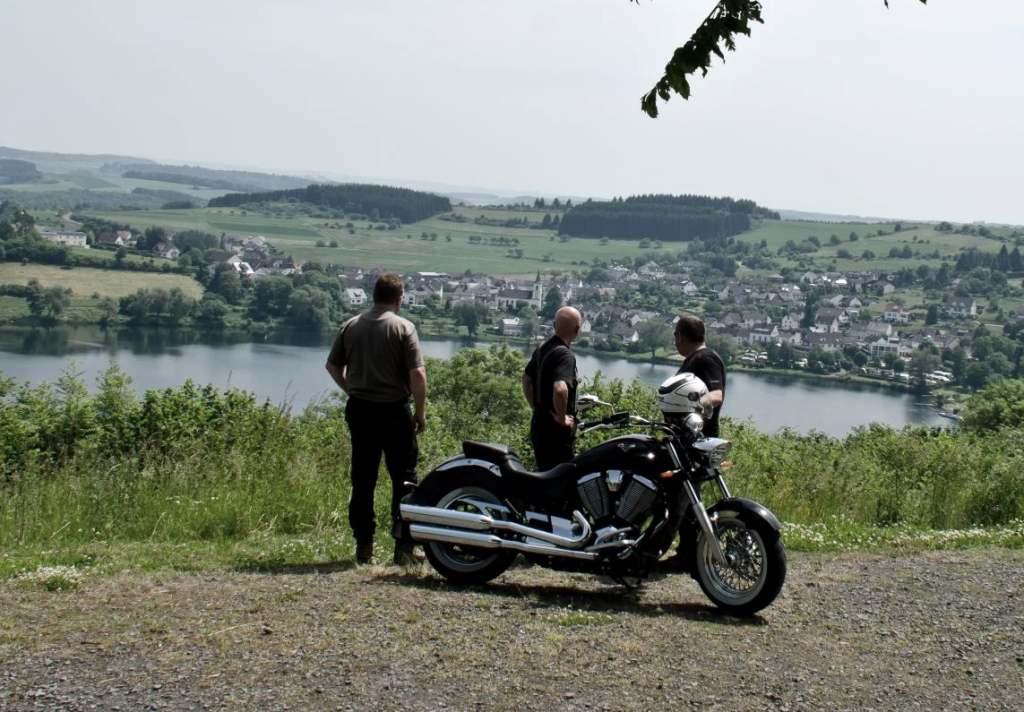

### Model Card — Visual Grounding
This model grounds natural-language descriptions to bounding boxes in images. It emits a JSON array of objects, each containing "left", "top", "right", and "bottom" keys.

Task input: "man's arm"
[
  {"left": 410, "top": 365, "right": 427, "bottom": 434},
  {"left": 522, "top": 373, "right": 535, "bottom": 411},
  {"left": 325, "top": 361, "right": 348, "bottom": 393},
  {"left": 551, "top": 380, "right": 573, "bottom": 428},
  {"left": 702, "top": 389, "right": 724, "bottom": 410}
]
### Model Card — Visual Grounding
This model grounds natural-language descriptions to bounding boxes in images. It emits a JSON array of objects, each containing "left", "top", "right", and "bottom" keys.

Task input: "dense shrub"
[{"left": 2, "top": 348, "right": 1023, "bottom": 552}]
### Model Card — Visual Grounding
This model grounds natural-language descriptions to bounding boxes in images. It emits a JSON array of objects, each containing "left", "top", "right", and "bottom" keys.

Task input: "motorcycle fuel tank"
[{"left": 572, "top": 434, "right": 669, "bottom": 474}]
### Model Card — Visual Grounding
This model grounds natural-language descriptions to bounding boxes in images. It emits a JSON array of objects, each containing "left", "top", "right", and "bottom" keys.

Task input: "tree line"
[
  {"left": 0, "top": 159, "right": 44, "bottom": 184},
  {"left": 0, "top": 187, "right": 201, "bottom": 211},
  {"left": 558, "top": 194, "right": 779, "bottom": 242},
  {"left": 209, "top": 184, "right": 452, "bottom": 224},
  {"left": 122, "top": 171, "right": 255, "bottom": 192},
  {"left": 955, "top": 246, "right": 1024, "bottom": 275},
  {"left": 110, "top": 162, "right": 311, "bottom": 192}
]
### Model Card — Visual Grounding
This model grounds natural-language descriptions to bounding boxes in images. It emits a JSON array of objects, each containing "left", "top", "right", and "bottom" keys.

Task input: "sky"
[{"left": 2, "top": 0, "right": 1022, "bottom": 225}]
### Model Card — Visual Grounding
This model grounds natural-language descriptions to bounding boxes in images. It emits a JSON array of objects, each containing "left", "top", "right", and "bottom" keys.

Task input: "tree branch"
[{"left": 635, "top": 0, "right": 928, "bottom": 118}]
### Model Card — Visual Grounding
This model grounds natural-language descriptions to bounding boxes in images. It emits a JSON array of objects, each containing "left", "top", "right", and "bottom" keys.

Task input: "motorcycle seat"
[{"left": 463, "top": 440, "right": 576, "bottom": 482}]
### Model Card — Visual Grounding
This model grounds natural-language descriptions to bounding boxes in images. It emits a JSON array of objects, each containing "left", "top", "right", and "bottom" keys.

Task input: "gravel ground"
[{"left": 1, "top": 548, "right": 1022, "bottom": 712}]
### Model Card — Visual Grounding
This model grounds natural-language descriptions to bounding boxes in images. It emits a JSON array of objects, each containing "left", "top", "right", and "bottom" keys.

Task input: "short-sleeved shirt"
[
  {"left": 677, "top": 347, "right": 726, "bottom": 438},
  {"left": 524, "top": 335, "right": 578, "bottom": 418},
  {"left": 327, "top": 306, "right": 424, "bottom": 403}
]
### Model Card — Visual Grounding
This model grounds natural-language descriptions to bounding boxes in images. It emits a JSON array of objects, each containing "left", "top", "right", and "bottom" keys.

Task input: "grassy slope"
[
  {"left": 0, "top": 263, "right": 204, "bottom": 299},
  {"left": 38, "top": 205, "right": 1018, "bottom": 281},
  {"left": 742, "top": 220, "right": 1014, "bottom": 274}
]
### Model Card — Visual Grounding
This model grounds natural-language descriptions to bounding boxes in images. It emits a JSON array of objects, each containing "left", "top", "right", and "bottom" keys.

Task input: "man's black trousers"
[
  {"left": 344, "top": 396, "right": 418, "bottom": 545},
  {"left": 530, "top": 411, "right": 575, "bottom": 471}
]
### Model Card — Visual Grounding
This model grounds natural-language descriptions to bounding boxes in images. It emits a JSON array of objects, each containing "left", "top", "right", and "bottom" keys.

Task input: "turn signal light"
[
  {"left": 658, "top": 470, "right": 678, "bottom": 479},
  {"left": 720, "top": 461, "right": 733, "bottom": 469}
]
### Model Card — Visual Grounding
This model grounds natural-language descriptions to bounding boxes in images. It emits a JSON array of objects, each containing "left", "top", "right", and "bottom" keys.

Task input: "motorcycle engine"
[{"left": 576, "top": 471, "right": 660, "bottom": 527}]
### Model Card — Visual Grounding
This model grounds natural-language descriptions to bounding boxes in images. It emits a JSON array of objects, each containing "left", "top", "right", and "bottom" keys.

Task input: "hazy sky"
[{"left": 2, "top": 0, "right": 1022, "bottom": 224}]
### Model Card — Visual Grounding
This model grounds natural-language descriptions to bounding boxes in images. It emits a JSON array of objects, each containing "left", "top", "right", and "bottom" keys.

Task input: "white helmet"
[{"left": 657, "top": 372, "right": 709, "bottom": 420}]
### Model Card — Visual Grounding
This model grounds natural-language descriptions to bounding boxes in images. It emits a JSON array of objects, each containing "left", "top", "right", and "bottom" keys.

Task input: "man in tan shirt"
[{"left": 326, "top": 273, "right": 427, "bottom": 566}]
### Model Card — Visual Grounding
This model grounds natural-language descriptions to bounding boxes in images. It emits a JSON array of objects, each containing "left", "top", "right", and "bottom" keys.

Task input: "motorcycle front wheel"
[
  {"left": 423, "top": 485, "right": 517, "bottom": 585},
  {"left": 692, "top": 512, "right": 786, "bottom": 615}
]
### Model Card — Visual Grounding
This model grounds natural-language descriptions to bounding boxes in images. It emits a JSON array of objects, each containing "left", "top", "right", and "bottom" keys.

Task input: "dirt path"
[{"left": 1, "top": 549, "right": 1022, "bottom": 711}]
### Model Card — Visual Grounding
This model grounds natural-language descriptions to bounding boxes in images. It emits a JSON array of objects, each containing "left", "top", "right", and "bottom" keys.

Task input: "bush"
[
  {"left": 3, "top": 354, "right": 1023, "bottom": 554},
  {"left": 959, "top": 378, "right": 1024, "bottom": 433}
]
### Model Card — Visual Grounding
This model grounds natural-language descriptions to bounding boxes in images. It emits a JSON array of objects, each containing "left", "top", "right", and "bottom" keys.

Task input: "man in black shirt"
[
  {"left": 522, "top": 306, "right": 582, "bottom": 470},
  {"left": 673, "top": 316, "right": 726, "bottom": 437},
  {"left": 661, "top": 315, "right": 727, "bottom": 570}
]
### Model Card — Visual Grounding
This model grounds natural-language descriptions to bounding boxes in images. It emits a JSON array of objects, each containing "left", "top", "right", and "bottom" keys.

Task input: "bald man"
[{"left": 522, "top": 306, "right": 582, "bottom": 470}]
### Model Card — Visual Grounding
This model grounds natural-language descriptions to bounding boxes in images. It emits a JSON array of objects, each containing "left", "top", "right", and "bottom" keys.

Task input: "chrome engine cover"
[{"left": 576, "top": 471, "right": 661, "bottom": 526}]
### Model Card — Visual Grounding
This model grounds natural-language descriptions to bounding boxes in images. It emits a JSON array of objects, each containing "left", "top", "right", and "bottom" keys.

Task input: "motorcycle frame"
[{"left": 580, "top": 415, "right": 730, "bottom": 566}]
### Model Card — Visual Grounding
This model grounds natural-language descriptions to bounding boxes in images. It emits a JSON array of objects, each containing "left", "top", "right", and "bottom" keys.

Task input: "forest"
[
  {"left": 209, "top": 183, "right": 453, "bottom": 224},
  {"left": 558, "top": 193, "right": 780, "bottom": 242},
  {"left": 0, "top": 159, "right": 44, "bottom": 184},
  {"left": 112, "top": 163, "right": 312, "bottom": 192}
]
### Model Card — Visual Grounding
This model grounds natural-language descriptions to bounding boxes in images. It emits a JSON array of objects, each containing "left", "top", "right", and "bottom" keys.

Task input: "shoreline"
[{"left": 0, "top": 322, "right": 966, "bottom": 411}]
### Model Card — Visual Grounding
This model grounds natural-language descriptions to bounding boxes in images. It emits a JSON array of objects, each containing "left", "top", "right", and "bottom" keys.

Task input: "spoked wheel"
[
  {"left": 423, "top": 485, "right": 517, "bottom": 585},
  {"left": 693, "top": 513, "right": 786, "bottom": 615}
]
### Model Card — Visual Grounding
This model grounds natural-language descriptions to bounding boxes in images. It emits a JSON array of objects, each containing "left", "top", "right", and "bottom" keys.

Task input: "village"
[
  {"left": 337, "top": 262, "right": 985, "bottom": 391},
  {"left": 36, "top": 224, "right": 1006, "bottom": 392}
]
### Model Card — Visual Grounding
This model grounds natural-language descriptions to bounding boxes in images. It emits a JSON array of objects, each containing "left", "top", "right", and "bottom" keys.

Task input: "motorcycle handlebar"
[{"left": 578, "top": 411, "right": 673, "bottom": 434}]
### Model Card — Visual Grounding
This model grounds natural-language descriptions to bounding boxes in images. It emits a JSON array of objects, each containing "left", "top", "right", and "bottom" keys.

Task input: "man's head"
[
  {"left": 553, "top": 306, "right": 583, "bottom": 344},
  {"left": 674, "top": 315, "right": 706, "bottom": 357},
  {"left": 373, "top": 273, "right": 404, "bottom": 309}
]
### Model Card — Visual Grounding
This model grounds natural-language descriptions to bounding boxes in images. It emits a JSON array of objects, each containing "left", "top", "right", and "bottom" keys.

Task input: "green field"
[
  {"left": 58, "top": 205, "right": 1019, "bottom": 279},
  {"left": 0, "top": 263, "right": 203, "bottom": 299},
  {"left": 82, "top": 206, "right": 645, "bottom": 276},
  {"left": 205, "top": 219, "right": 322, "bottom": 239}
]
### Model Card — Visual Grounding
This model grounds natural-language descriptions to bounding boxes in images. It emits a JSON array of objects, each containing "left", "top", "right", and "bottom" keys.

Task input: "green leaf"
[{"left": 638, "top": 0, "right": 926, "bottom": 117}]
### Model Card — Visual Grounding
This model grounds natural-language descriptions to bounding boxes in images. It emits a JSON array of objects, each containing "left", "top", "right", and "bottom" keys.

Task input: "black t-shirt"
[
  {"left": 677, "top": 347, "right": 726, "bottom": 437},
  {"left": 524, "top": 336, "right": 578, "bottom": 418}
]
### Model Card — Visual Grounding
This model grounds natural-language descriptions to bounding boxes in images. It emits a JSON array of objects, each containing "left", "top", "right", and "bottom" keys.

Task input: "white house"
[
  {"left": 153, "top": 242, "right": 180, "bottom": 261},
  {"left": 883, "top": 303, "right": 911, "bottom": 323},
  {"left": 499, "top": 318, "right": 522, "bottom": 336},
  {"left": 749, "top": 325, "right": 780, "bottom": 345},
  {"left": 40, "top": 231, "right": 88, "bottom": 248},
  {"left": 781, "top": 312, "right": 802, "bottom": 331},
  {"left": 945, "top": 297, "right": 977, "bottom": 319},
  {"left": 346, "top": 288, "right": 367, "bottom": 306}
]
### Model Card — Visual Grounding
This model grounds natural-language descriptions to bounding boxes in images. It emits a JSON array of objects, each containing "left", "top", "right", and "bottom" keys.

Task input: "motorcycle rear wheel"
[
  {"left": 423, "top": 485, "right": 517, "bottom": 585},
  {"left": 692, "top": 512, "right": 786, "bottom": 615}
]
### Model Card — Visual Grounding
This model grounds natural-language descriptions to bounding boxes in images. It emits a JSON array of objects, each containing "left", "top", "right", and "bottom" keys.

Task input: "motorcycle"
[{"left": 399, "top": 373, "right": 786, "bottom": 615}]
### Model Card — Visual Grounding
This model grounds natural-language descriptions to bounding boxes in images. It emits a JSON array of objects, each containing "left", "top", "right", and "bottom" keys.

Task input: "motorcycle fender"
[
  {"left": 707, "top": 497, "right": 783, "bottom": 533},
  {"left": 408, "top": 460, "right": 506, "bottom": 506}
]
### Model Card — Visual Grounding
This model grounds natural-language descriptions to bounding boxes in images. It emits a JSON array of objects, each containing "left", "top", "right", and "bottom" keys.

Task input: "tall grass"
[
  {"left": 727, "top": 422, "right": 1024, "bottom": 530},
  {"left": 2, "top": 347, "right": 1022, "bottom": 572},
  {"left": 0, "top": 366, "right": 354, "bottom": 550}
]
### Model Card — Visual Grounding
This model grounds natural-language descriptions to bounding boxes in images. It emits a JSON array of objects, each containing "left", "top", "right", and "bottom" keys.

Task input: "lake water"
[{"left": 0, "top": 326, "right": 948, "bottom": 437}]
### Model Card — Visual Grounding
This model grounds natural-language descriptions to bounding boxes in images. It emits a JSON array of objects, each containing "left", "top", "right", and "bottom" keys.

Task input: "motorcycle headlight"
[{"left": 692, "top": 438, "right": 732, "bottom": 467}]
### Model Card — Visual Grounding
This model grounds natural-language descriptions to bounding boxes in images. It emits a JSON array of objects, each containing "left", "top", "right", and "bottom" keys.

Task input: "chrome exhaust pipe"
[
  {"left": 401, "top": 503, "right": 592, "bottom": 549},
  {"left": 409, "top": 524, "right": 599, "bottom": 561}
]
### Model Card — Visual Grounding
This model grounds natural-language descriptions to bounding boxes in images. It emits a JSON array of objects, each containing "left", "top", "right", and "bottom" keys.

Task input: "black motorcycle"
[{"left": 400, "top": 386, "right": 786, "bottom": 615}]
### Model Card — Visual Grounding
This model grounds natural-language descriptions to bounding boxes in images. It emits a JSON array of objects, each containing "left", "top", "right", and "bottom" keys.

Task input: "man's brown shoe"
[
  {"left": 355, "top": 541, "right": 374, "bottom": 565},
  {"left": 393, "top": 542, "right": 423, "bottom": 566}
]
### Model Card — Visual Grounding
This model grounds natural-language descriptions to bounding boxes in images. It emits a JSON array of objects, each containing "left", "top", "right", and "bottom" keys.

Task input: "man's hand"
[
  {"left": 552, "top": 412, "right": 574, "bottom": 429},
  {"left": 410, "top": 366, "right": 427, "bottom": 435},
  {"left": 413, "top": 412, "right": 426, "bottom": 435}
]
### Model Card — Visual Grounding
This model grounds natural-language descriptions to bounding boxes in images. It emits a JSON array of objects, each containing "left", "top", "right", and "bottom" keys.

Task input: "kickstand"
[{"left": 610, "top": 575, "right": 644, "bottom": 590}]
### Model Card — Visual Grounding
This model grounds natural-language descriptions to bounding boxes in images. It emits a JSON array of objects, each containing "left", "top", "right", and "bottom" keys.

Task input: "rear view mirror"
[{"left": 577, "top": 394, "right": 611, "bottom": 413}]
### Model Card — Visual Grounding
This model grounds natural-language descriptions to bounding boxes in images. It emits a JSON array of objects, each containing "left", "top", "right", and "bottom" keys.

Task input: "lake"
[{"left": 0, "top": 326, "right": 949, "bottom": 437}]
